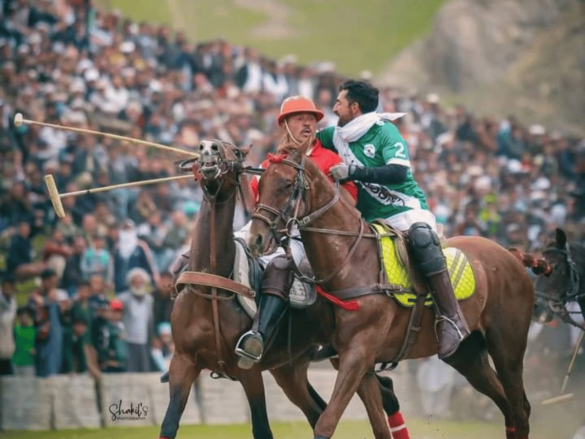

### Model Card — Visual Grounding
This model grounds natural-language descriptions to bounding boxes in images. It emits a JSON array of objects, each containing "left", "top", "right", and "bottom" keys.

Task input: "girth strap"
[
  {"left": 331, "top": 284, "right": 407, "bottom": 301},
  {"left": 176, "top": 271, "right": 255, "bottom": 300}
]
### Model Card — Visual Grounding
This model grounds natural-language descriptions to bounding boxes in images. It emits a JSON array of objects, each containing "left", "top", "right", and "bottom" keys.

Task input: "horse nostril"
[{"left": 254, "top": 234, "right": 263, "bottom": 250}]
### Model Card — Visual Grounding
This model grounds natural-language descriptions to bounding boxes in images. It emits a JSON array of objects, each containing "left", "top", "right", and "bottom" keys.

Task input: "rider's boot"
[
  {"left": 235, "top": 255, "right": 294, "bottom": 369},
  {"left": 428, "top": 269, "right": 470, "bottom": 360},
  {"left": 408, "top": 222, "right": 470, "bottom": 361}
]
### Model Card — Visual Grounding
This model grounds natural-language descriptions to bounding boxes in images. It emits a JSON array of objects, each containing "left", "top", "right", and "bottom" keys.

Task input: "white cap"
[
  {"left": 426, "top": 93, "right": 440, "bottom": 104},
  {"left": 529, "top": 124, "right": 546, "bottom": 136},
  {"left": 84, "top": 68, "right": 100, "bottom": 82},
  {"left": 119, "top": 41, "right": 136, "bottom": 54}
]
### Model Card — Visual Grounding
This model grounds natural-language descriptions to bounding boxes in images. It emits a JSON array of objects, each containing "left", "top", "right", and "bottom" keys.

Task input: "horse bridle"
[
  {"left": 537, "top": 246, "right": 584, "bottom": 329},
  {"left": 540, "top": 246, "right": 582, "bottom": 302},
  {"left": 178, "top": 140, "right": 264, "bottom": 380},
  {"left": 252, "top": 155, "right": 365, "bottom": 286},
  {"left": 179, "top": 141, "right": 264, "bottom": 201}
]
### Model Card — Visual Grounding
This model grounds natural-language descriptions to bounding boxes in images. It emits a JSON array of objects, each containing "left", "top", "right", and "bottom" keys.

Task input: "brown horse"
[
  {"left": 248, "top": 146, "right": 538, "bottom": 439},
  {"left": 159, "top": 140, "right": 405, "bottom": 439}
]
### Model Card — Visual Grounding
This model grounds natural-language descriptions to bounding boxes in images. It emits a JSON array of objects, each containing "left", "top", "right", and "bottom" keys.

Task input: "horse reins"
[
  {"left": 253, "top": 156, "right": 373, "bottom": 288},
  {"left": 538, "top": 246, "right": 584, "bottom": 329},
  {"left": 180, "top": 143, "right": 263, "bottom": 380}
]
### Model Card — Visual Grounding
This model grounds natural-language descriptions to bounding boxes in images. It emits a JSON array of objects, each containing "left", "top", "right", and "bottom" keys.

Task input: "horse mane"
[{"left": 509, "top": 248, "right": 553, "bottom": 276}]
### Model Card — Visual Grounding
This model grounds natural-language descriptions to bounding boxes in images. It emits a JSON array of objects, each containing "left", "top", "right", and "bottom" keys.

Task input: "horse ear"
[
  {"left": 289, "top": 146, "right": 302, "bottom": 163},
  {"left": 555, "top": 228, "right": 567, "bottom": 249},
  {"left": 239, "top": 144, "right": 253, "bottom": 158}
]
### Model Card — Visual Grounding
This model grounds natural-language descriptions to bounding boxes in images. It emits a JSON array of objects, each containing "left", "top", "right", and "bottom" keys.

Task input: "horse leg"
[
  {"left": 159, "top": 354, "right": 200, "bottom": 439},
  {"left": 445, "top": 331, "right": 516, "bottom": 439},
  {"left": 239, "top": 368, "right": 274, "bottom": 439},
  {"left": 376, "top": 375, "right": 410, "bottom": 439},
  {"left": 330, "top": 357, "right": 408, "bottom": 439},
  {"left": 485, "top": 326, "right": 531, "bottom": 439},
  {"left": 353, "top": 372, "right": 393, "bottom": 439},
  {"left": 270, "top": 361, "right": 325, "bottom": 428},
  {"left": 313, "top": 338, "right": 374, "bottom": 439}
]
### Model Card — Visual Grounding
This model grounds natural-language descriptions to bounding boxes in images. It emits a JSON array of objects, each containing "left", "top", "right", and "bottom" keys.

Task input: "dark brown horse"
[
  {"left": 248, "top": 146, "right": 540, "bottom": 439},
  {"left": 159, "top": 140, "right": 405, "bottom": 439},
  {"left": 532, "top": 228, "right": 585, "bottom": 325}
]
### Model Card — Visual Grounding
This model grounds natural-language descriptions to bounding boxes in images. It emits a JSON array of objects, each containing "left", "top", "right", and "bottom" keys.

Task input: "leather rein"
[{"left": 252, "top": 156, "right": 396, "bottom": 289}]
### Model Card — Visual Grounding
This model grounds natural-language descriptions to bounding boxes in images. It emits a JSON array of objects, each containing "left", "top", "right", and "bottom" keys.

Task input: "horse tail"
[{"left": 508, "top": 247, "right": 552, "bottom": 276}]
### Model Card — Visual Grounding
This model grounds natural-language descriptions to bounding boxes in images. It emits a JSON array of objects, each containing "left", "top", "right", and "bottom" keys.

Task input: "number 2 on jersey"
[{"left": 394, "top": 142, "right": 407, "bottom": 158}]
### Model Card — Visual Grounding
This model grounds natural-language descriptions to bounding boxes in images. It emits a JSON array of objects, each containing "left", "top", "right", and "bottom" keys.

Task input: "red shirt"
[{"left": 250, "top": 139, "right": 358, "bottom": 202}]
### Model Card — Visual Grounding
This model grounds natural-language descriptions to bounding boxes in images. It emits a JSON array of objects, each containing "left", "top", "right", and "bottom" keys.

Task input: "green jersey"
[
  {"left": 12, "top": 325, "right": 35, "bottom": 366},
  {"left": 317, "top": 121, "right": 430, "bottom": 224}
]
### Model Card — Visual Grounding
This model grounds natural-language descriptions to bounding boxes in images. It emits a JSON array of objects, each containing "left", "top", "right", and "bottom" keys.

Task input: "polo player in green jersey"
[{"left": 321, "top": 80, "right": 470, "bottom": 360}]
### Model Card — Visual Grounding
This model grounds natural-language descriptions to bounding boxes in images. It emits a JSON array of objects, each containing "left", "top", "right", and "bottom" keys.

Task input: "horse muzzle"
[
  {"left": 248, "top": 231, "right": 278, "bottom": 258},
  {"left": 199, "top": 153, "right": 221, "bottom": 180}
]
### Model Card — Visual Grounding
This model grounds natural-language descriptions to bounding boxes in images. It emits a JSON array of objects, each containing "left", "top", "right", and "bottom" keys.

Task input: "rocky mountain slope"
[{"left": 379, "top": 0, "right": 585, "bottom": 135}]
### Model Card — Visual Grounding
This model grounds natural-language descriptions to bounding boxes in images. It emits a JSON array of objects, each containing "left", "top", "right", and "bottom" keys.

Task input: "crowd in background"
[{"left": 0, "top": 0, "right": 584, "bottom": 413}]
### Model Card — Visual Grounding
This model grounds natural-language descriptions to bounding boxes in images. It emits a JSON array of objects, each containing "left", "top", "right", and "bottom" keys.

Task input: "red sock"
[
  {"left": 388, "top": 411, "right": 410, "bottom": 439},
  {"left": 505, "top": 426, "right": 516, "bottom": 439}
]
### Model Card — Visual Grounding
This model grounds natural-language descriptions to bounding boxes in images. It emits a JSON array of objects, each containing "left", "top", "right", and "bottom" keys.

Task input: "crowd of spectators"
[{"left": 0, "top": 0, "right": 584, "bottom": 381}]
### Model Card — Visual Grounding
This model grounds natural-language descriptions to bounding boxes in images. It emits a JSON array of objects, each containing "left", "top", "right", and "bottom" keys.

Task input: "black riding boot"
[
  {"left": 408, "top": 222, "right": 470, "bottom": 361},
  {"left": 428, "top": 270, "right": 470, "bottom": 360},
  {"left": 235, "top": 255, "right": 294, "bottom": 369}
]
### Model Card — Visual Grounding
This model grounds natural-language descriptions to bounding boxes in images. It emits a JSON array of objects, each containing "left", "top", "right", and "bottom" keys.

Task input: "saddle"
[
  {"left": 370, "top": 220, "right": 428, "bottom": 297},
  {"left": 233, "top": 238, "right": 317, "bottom": 319}
]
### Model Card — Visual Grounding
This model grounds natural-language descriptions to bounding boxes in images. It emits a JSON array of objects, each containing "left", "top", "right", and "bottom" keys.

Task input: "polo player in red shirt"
[{"left": 235, "top": 95, "right": 357, "bottom": 368}]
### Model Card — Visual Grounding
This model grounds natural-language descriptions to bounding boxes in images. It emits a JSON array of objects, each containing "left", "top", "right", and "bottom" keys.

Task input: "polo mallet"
[
  {"left": 542, "top": 329, "right": 585, "bottom": 405},
  {"left": 14, "top": 113, "right": 199, "bottom": 158},
  {"left": 45, "top": 174, "right": 192, "bottom": 218}
]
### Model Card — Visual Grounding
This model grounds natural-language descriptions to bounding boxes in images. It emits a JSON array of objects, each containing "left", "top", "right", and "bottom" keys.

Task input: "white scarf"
[
  {"left": 333, "top": 112, "right": 406, "bottom": 154},
  {"left": 118, "top": 229, "right": 138, "bottom": 260}
]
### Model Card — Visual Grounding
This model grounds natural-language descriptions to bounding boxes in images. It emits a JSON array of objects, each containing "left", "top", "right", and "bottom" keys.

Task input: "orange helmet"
[{"left": 277, "top": 96, "right": 324, "bottom": 125}]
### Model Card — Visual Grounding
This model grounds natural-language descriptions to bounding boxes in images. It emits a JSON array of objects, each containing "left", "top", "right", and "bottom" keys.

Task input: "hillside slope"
[
  {"left": 109, "top": 0, "right": 446, "bottom": 76},
  {"left": 380, "top": 0, "right": 585, "bottom": 135}
]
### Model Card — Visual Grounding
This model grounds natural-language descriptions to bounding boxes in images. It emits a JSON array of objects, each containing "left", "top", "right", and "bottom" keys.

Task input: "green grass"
[
  {"left": 1, "top": 419, "right": 503, "bottom": 439},
  {"left": 108, "top": 0, "right": 447, "bottom": 76}
]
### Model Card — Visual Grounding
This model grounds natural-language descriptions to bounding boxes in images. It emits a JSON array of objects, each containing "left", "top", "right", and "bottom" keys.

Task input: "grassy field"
[
  {"left": 106, "top": 0, "right": 446, "bottom": 76},
  {"left": 2, "top": 419, "right": 503, "bottom": 439}
]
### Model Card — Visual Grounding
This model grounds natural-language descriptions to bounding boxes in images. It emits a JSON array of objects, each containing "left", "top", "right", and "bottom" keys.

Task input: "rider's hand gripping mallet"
[
  {"left": 45, "top": 174, "right": 193, "bottom": 218},
  {"left": 14, "top": 113, "right": 199, "bottom": 158},
  {"left": 541, "top": 328, "right": 584, "bottom": 405}
]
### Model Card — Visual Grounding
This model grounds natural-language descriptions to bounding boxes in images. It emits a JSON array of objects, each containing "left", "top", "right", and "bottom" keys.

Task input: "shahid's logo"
[{"left": 364, "top": 144, "right": 376, "bottom": 158}]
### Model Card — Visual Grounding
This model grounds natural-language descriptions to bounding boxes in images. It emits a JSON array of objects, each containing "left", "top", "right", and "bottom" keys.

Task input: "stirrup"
[
  {"left": 434, "top": 316, "right": 465, "bottom": 341},
  {"left": 235, "top": 331, "right": 263, "bottom": 368}
]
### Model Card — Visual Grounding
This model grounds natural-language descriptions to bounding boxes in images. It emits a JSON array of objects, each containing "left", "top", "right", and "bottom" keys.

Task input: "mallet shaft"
[
  {"left": 541, "top": 393, "right": 574, "bottom": 405},
  {"left": 560, "top": 330, "right": 585, "bottom": 394},
  {"left": 60, "top": 175, "right": 193, "bottom": 198},
  {"left": 16, "top": 115, "right": 198, "bottom": 158}
]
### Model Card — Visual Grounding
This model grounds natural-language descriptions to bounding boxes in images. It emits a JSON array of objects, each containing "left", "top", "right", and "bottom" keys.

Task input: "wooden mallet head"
[
  {"left": 44, "top": 174, "right": 66, "bottom": 218},
  {"left": 14, "top": 113, "right": 23, "bottom": 127}
]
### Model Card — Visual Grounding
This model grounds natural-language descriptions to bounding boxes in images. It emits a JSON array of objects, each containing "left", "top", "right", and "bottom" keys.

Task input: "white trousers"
[
  {"left": 234, "top": 220, "right": 306, "bottom": 268},
  {"left": 382, "top": 209, "right": 438, "bottom": 233}
]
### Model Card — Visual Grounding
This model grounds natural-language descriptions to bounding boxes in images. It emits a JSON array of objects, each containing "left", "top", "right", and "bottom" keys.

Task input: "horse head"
[
  {"left": 187, "top": 139, "right": 251, "bottom": 201},
  {"left": 247, "top": 142, "right": 338, "bottom": 258},
  {"left": 533, "top": 228, "right": 580, "bottom": 322}
]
